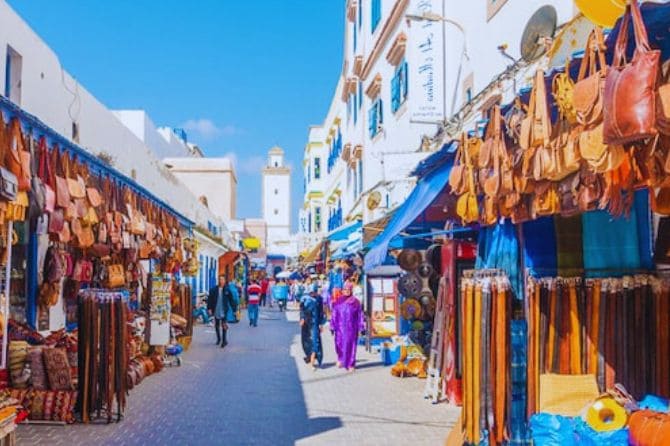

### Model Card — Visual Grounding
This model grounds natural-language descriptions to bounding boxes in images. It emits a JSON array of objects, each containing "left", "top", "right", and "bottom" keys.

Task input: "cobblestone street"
[{"left": 16, "top": 306, "right": 459, "bottom": 445}]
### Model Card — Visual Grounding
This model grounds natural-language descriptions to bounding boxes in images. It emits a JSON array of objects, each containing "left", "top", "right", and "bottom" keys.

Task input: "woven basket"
[{"left": 177, "top": 335, "right": 192, "bottom": 351}]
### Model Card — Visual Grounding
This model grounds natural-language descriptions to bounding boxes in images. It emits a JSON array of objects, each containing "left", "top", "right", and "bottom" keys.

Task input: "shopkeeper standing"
[{"left": 208, "top": 275, "right": 237, "bottom": 348}]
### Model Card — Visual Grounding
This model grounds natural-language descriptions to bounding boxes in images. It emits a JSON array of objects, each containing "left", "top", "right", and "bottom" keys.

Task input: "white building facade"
[{"left": 300, "top": 0, "right": 444, "bottom": 253}]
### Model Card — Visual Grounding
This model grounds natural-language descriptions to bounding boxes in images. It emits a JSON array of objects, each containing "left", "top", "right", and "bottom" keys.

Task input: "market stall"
[
  {"left": 0, "top": 91, "right": 196, "bottom": 425},
  {"left": 364, "top": 2, "right": 670, "bottom": 443}
]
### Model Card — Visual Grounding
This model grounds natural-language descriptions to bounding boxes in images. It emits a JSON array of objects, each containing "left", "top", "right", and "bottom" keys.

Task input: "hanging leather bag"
[
  {"left": 449, "top": 134, "right": 468, "bottom": 195},
  {"left": 37, "top": 137, "right": 55, "bottom": 213},
  {"left": 573, "top": 28, "right": 608, "bottom": 128},
  {"left": 520, "top": 70, "right": 552, "bottom": 152},
  {"left": 72, "top": 258, "right": 94, "bottom": 283},
  {"left": 44, "top": 246, "right": 65, "bottom": 284},
  {"left": 532, "top": 181, "right": 560, "bottom": 217},
  {"left": 53, "top": 146, "right": 71, "bottom": 208},
  {"left": 7, "top": 119, "right": 31, "bottom": 192},
  {"left": 558, "top": 173, "right": 581, "bottom": 217},
  {"left": 456, "top": 136, "right": 479, "bottom": 224},
  {"left": 66, "top": 155, "right": 86, "bottom": 199},
  {"left": 105, "top": 263, "right": 126, "bottom": 289},
  {"left": 552, "top": 60, "right": 578, "bottom": 125},
  {"left": 603, "top": 0, "right": 661, "bottom": 145},
  {"left": 48, "top": 208, "right": 65, "bottom": 235}
]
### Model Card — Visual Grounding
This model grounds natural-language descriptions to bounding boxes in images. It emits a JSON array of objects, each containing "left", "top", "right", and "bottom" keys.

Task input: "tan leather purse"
[
  {"left": 449, "top": 134, "right": 468, "bottom": 195},
  {"left": 105, "top": 264, "right": 126, "bottom": 288},
  {"left": 65, "top": 156, "right": 86, "bottom": 199},
  {"left": 456, "top": 140, "right": 479, "bottom": 224},
  {"left": 520, "top": 70, "right": 551, "bottom": 151},
  {"left": 573, "top": 28, "right": 608, "bottom": 128}
]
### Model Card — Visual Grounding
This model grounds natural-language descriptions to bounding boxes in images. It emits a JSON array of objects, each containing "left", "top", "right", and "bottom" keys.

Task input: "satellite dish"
[
  {"left": 367, "top": 191, "right": 382, "bottom": 211},
  {"left": 574, "top": 0, "right": 625, "bottom": 28},
  {"left": 520, "top": 5, "right": 558, "bottom": 62}
]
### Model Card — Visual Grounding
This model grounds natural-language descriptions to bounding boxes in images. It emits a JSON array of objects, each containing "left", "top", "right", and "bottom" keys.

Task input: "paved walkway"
[{"left": 16, "top": 306, "right": 459, "bottom": 445}]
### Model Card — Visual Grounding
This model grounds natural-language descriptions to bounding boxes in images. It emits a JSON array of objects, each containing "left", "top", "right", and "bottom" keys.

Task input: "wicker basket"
[{"left": 177, "top": 335, "right": 192, "bottom": 351}]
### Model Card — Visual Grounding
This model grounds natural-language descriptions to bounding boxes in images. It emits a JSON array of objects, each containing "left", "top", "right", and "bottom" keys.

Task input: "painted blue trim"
[
  {"left": 26, "top": 230, "right": 38, "bottom": 328},
  {"left": 0, "top": 95, "right": 194, "bottom": 228}
]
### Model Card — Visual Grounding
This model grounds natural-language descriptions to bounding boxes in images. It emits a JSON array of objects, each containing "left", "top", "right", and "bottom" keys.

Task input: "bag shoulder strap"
[{"left": 534, "top": 70, "right": 551, "bottom": 147}]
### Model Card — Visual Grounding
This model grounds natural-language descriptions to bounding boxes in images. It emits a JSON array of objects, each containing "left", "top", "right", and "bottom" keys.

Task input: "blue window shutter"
[
  {"left": 378, "top": 99, "right": 383, "bottom": 124},
  {"left": 368, "top": 106, "right": 374, "bottom": 137},
  {"left": 403, "top": 61, "right": 409, "bottom": 101},
  {"left": 391, "top": 73, "right": 399, "bottom": 113}
]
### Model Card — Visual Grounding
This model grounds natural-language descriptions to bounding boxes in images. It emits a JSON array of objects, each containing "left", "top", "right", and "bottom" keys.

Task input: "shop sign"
[{"left": 408, "top": 0, "right": 445, "bottom": 122}]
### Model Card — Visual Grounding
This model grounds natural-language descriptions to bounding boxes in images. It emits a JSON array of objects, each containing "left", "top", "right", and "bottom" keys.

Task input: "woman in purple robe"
[{"left": 331, "top": 281, "right": 363, "bottom": 371}]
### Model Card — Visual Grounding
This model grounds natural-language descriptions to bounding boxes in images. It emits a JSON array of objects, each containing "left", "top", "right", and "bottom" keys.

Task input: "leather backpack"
[{"left": 603, "top": 1, "right": 660, "bottom": 145}]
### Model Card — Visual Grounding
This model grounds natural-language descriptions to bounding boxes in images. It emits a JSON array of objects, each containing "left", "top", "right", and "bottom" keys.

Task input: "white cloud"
[
  {"left": 223, "top": 152, "right": 264, "bottom": 175},
  {"left": 181, "top": 118, "right": 221, "bottom": 140}
]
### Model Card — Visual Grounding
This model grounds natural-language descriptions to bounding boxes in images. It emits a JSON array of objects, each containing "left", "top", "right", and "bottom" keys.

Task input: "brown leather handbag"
[
  {"left": 66, "top": 155, "right": 86, "bottom": 199},
  {"left": 573, "top": 28, "right": 608, "bottom": 128},
  {"left": 8, "top": 119, "right": 31, "bottom": 192},
  {"left": 552, "top": 61, "right": 578, "bottom": 125},
  {"left": 558, "top": 173, "right": 581, "bottom": 217},
  {"left": 603, "top": 1, "right": 661, "bottom": 145}
]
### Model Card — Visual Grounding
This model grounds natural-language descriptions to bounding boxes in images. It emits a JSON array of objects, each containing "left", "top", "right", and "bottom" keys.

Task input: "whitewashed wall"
[{"left": 0, "top": 0, "right": 223, "bottom": 230}]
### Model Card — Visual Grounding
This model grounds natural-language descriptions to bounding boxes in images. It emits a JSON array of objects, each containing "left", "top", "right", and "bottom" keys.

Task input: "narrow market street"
[{"left": 16, "top": 306, "right": 458, "bottom": 446}]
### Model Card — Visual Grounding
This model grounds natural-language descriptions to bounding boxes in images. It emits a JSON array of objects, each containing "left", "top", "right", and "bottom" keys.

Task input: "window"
[
  {"left": 371, "top": 0, "right": 381, "bottom": 33},
  {"left": 358, "top": 159, "right": 363, "bottom": 195},
  {"left": 358, "top": 81, "right": 363, "bottom": 110},
  {"left": 308, "top": 210, "right": 312, "bottom": 233},
  {"left": 314, "top": 157, "right": 321, "bottom": 179},
  {"left": 487, "top": 0, "right": 509, "bottom": 21},
  {"left": 315, "top": 207, "right": 322, "bottom": 232},
  {"left": 358, "top": 1, "right": 363, "bottom": 29},
  {"left": 274, "top": 188, "right": 278, "bottom": 195},
  {"left": 274, "top": 209, "right": 279, "bottom": 215},
  {"left": 462, "top": 73, "right": 474, "bottom": 105},
  {"left": 368, "top": 98, "right": 383, "bottom": 139},
  {"left": 4, "top": 46, "right": 22, "bottom": 104},
  {"left": 391, "top": 61, "right": 409, "bottom": 113}
]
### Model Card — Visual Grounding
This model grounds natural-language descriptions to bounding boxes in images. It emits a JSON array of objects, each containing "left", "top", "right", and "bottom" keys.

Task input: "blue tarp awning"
[
  {"left": 327, "top": 220, "right": 362, "bottom": 242},
  {"left": 364, "top": 161, "right": 453, "bottom": 271},
  {"left": 331, "top": 229, "right": 362, "bottom": 260},
  {"left": 411, "top": 141, "right": 457, "bottom": 179}
]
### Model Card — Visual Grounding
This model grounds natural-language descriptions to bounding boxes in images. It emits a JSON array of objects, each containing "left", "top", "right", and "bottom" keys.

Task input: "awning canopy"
[
  {"left": 331, "top": 228, "right": 362, "bottom": 260},
  {"left": 327, "top": 220, "right": 362, "bottom": 242},
  {"left": 303, "top": 241, "right": 324, "bottom": 264},
  {"left": 364, "top": 153, "right": 455, "bottom": 272}
]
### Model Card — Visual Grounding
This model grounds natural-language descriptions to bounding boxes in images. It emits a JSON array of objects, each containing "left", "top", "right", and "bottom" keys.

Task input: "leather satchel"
[
  {"left": 449, "top": 134, "right": 468, "bottom": 195},
  {"left": 66, "top": 156, "right": 86, "bottom": 199},
  {"left": 105, "top": 264, "right": 126, "bottom": 289},
  {"left": 603, "top": 1, "right": 660, "bottom": 145},
  {"left": 558, "top": 173, "right": 581, "bottom": 217},
  {"left": 8, "top": 119, "right": 31, "bottom": 192},
  {"left": 58, "top": 221, "right": 71, "bottom": 243},
  {"left": 573, "top": 28, "right": 608, "bottom": 128},
  {"left": 71, "top": 218, "right": 94, "bottom": 248},
  {"left": 552, "top": 61, "right": 578, "bottom": 125}
]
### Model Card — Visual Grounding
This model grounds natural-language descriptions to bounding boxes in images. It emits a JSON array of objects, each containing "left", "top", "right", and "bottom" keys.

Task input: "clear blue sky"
[{"left": 8, "top": 0, "right": 344, "bottom": 229}]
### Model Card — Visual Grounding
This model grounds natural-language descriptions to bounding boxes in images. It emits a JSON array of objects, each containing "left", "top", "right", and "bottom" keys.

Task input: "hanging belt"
[
  {"left": 568, "top": 280, "right": 581, "bottom": 374},
  {"left": 473, "top": 282, "right": 482, "bottom": 445},
  {"left": 558, "top": 282, "right": 571, "bottom": 374},
  {"left": 546, "top": 282, "right": 557, "bottom": 373},
  {"left": 605, "top": 283, "right": 616, "bottom": 390},
  {"left": 462, "top": 280, "right": 473, "bottom": 444},
  {"left": 494, "top": 281, "right": 508, "bottom": 443},
  {"left": 658, "top": 281, "right": 670, "bottom": 398},
  {"left": 597, "top": 280, "right": 607, "bottom": 391}
]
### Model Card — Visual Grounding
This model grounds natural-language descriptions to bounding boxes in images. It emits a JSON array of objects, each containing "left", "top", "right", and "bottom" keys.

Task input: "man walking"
[
  {"left": 208, "top": 275, "right": 237, "bottom": 348},
  {"left": 247, "top": 280, "right": 262, "bottom": 327}
]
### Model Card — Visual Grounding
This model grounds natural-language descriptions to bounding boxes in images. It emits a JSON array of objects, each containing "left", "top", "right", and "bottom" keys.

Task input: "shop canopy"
[
  {"left": 331, "top": 229, "right": 362, "bottom": 260},
  {"left": 364, "top": 144, "right": 456, "bottom": 272},
  {"left": 327, "top": 220, "right": 362, "bottom": 242},
  {"left": 0, "top": 95, "right": 193, "bottom": 228},
  {"left": 302, "top": 241, "right": 324, "bottom": 264}
]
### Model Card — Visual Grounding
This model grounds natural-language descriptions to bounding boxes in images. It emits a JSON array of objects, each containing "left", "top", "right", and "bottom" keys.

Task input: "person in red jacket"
[{"left": 247, "top": 280, "right": 262, "bottom": 327}]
